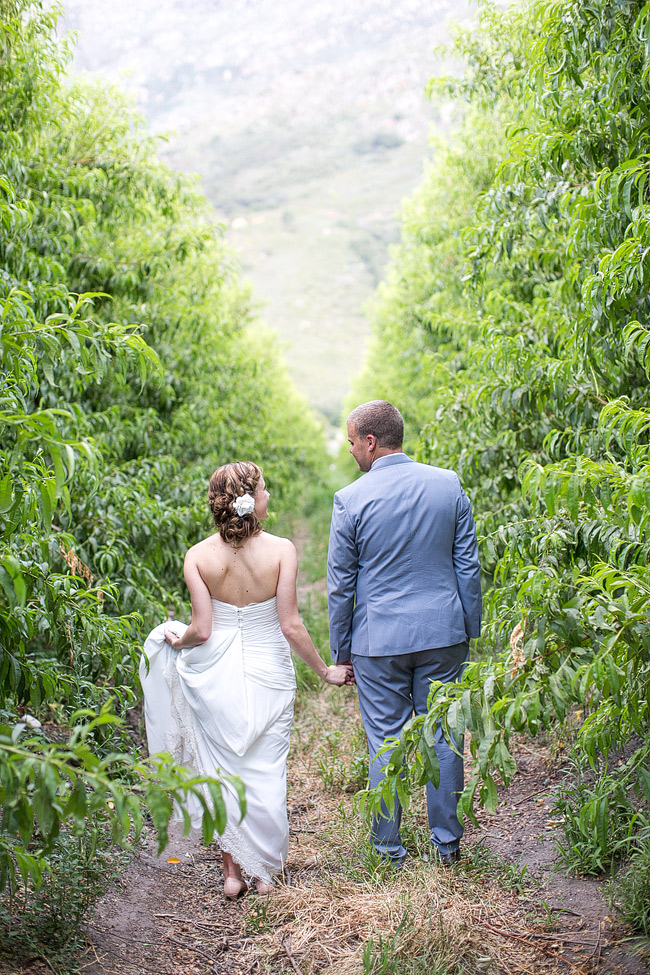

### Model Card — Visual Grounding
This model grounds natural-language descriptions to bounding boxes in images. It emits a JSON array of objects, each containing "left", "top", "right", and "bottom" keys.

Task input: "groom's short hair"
[{"left": 347, "top": 400, "right": 404, "bottom": 449}]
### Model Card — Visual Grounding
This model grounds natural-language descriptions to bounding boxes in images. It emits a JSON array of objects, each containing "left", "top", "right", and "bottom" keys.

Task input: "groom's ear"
[{"left": 366, "top": 434, "right": 377, "bottom": 451}]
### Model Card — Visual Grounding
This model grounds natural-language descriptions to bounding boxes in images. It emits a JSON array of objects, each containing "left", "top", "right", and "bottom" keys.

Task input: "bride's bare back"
[
  {"left": 162, "top": 462, "right": 351, "bottom": 688},
  {"left": 191, "top": 530, "right": 287, "bottom": 606}
]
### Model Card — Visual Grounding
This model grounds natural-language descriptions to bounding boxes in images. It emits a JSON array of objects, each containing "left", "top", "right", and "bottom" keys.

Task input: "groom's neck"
[{"left": 370, "top": 446, "right": 403, "bottom": 466}]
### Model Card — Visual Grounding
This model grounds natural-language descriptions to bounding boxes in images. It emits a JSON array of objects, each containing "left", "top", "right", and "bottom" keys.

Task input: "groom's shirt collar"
[{"left": 369, "top": 452, "right": 413, "bottom": 471}]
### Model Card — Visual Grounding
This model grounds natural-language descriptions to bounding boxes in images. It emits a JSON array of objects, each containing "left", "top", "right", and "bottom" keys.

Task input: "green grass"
[
  {"left": 551, "top": 758, "right": 646, "bottom": 875},
  {"left": 609, "top": 839, "right": 650, "bottom": 935},
  {"left": 0, "top": 823, "right": 133, "bottom": 974},
  {"left": 460, "top": 844, "right": 534, "bottom": 895}
]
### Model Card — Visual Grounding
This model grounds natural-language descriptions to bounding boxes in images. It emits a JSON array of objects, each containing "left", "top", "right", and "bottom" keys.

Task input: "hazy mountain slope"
[{"left": 62, "top": 0, "right": 472, "bottom": 417}]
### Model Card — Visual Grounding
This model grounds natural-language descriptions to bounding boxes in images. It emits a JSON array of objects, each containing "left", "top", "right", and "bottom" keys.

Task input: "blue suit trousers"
[{"left": 352, "top": 644, "right": 469, "bottom": 861}]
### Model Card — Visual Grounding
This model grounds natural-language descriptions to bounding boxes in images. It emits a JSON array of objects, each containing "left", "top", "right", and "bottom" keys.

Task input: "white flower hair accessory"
[{"left": 232, "top": 493, "right": 256, "bottom": 517}]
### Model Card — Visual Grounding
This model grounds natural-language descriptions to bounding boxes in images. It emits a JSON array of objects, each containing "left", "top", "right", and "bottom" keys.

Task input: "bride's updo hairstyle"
[{"left": 208, "top": 461, "right": 263, "bottom": 547}]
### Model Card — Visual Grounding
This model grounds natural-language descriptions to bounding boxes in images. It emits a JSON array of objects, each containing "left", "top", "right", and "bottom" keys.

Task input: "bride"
[{"left": 140, "top": 461, "right": 351, "bottom": 898}]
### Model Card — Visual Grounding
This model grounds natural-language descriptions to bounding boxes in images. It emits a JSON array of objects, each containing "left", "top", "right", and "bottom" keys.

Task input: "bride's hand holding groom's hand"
[
  {"left": 323, "top": 662, "right": 355, "bottom": 686},
  {"left": 276, "top": 544, "right": 356, "bottom": 688}
]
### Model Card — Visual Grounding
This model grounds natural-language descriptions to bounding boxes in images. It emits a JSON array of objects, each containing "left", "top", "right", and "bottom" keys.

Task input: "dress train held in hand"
[{"left": 141, "top": 595, "right": 295, "bottom": 882}]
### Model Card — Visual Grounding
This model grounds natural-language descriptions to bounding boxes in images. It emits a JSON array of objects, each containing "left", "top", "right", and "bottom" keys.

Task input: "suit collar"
[{"left": 370, "top": 452, "right": 413, "bottom": 471}]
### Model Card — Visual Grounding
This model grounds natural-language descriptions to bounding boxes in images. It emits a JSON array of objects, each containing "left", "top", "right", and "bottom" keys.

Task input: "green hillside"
[{"left": 62, "top": 0, "right": 471, "bottom": 419}]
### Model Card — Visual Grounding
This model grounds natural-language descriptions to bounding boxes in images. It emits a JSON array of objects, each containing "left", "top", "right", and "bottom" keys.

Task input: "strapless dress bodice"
[{"left": 209, "top": 595, "right": 295, "bottom": 690}]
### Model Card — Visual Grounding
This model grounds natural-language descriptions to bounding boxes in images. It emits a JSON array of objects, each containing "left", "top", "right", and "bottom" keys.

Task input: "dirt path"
[{"left": 69, "top": 694, "right": 649, "bottom": 975}]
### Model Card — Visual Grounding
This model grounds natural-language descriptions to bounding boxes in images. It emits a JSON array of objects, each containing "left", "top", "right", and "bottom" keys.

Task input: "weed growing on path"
[
  {"left": 551, "top": 757, "right": 648, "bottom": 875},
  {"left": 0, "top": 822, "right": 132, "bottom": 973},
  {"left": 608, "top": 840, "right": 650, "bottom": 936},
  {"left": 463, "top": 844, "right": 534, "bottom": 896}
]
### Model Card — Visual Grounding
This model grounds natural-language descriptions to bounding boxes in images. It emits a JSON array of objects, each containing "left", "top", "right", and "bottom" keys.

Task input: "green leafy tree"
[
  {"left": 356, "top": 0, "right": 650, "bottom": 874},
  {"left": 0, "top": 0, "right": 325, "bottom": 922}
]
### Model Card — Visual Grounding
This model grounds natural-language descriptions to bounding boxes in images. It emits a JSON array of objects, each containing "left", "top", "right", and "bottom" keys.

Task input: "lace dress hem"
[{"left": 164, "top": 655, "right": 276, "bottom": 881}]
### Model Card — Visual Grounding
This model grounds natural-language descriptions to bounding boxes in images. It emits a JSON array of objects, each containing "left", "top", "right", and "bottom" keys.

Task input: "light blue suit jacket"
[{"left": 327, "top": 453, "right": 482, "bottom": 662}]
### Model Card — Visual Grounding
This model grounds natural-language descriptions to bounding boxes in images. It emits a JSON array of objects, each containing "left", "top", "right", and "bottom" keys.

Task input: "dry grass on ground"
[{"left": 233, "top": 687, "right": 572, "bottom": 975}]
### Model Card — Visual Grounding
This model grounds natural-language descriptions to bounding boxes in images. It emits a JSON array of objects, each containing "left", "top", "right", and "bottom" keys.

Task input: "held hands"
[{"left": 323, "top": 662, "right": 356, "bottom": 686}]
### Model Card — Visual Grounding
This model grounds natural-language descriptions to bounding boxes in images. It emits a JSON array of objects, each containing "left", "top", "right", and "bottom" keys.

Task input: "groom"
[{"left": 327, "top": 400, "right": 481, "bottom": 866}]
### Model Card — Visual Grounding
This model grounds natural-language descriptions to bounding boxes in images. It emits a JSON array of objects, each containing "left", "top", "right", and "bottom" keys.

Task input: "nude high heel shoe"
[{"left": 255, "top": 878, "right": 273, "bottom": 895}]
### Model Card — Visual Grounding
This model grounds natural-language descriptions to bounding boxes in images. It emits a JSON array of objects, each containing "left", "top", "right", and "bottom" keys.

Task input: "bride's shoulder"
[
  {"left": 186, "top": 533, "right": 222, "bottom": 558},
  {"left": 257, "top": 531, "right": 295, "bottom": 553}
]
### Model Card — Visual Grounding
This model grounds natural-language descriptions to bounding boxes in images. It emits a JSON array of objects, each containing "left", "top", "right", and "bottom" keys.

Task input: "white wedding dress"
[{"left": 140, "top": 596, "right": 296, "bottom": 882}]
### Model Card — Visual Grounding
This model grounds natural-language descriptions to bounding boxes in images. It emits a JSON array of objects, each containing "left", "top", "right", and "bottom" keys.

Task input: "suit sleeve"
[
  {"left": 453, "top": 482, "right": 482, "bottom": 639},
  {"left": 327, "top": 493, "right": 358, "bottom": 662}
]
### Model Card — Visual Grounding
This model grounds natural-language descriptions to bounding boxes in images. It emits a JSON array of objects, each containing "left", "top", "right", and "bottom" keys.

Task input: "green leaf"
[
  {"left": 207, "top": 782, "right": 227, "bottom": 833},
  {"left": 566, "top": 474, "right": 580, "bottom": 521},
  {"left": 39, "top": 478, "right": 56, "bottom": 529},
  {"left": 419, "top": 737, "right": 440, "bottom": 788},
  {"left": 145, "top": 784, "right": 172, "bottom": 853},
  {"left": 64, "top": 777, "right": 87, "bottom": 821},
  {"left": 0, "top": 476, "right": 13, "bottom": 514},
  {"left": 14, "top": 849, "right": 46, "bottom": 890},
  {"left": 482, "top": 774, "right": 498, "bottom": 814}
]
